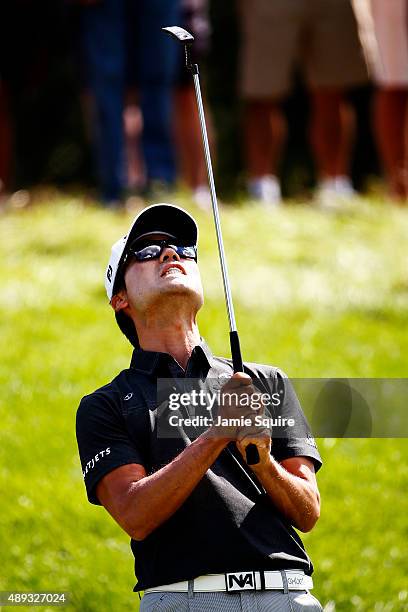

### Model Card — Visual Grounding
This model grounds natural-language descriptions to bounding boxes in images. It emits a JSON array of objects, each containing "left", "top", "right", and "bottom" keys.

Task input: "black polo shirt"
[{"left": 76, "top": 340, "right": 322, "bottom": 592}]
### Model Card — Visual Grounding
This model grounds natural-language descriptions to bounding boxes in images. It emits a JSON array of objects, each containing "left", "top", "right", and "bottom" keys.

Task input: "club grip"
[
  {"left": 229, "top": 331, "right": 260, "bottom": 466},
  {"left": 230, "top": 330, "right": 243, "bottom": 373},
  {"left": 245, "top": 444, "right": 260, "bottom": 466}
]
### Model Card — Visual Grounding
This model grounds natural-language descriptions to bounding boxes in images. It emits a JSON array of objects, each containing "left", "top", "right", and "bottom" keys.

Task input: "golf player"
[{"left": 76, "top": 203, "right": 323, "bottom": 611}]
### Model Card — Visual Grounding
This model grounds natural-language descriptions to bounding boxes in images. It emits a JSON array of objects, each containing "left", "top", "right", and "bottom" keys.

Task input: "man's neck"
[{"left": 136, "top": 321, "right": 201, "bottom": 370}]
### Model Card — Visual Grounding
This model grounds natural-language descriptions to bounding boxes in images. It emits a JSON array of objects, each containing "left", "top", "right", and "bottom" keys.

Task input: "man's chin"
[
  {"left": 155, "top": 283, "right": 204, "bottom": 308},
  {"left": 159, "top": 274, "right": 197, "bottom": 291},
  {"left": 160, "top": 283, "right": 199, "bottom": 299}
]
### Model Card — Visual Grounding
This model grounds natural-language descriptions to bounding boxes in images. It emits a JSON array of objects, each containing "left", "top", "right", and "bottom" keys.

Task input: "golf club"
[{"left": 163, "top": 26, "right": 260, "bottom": 466}]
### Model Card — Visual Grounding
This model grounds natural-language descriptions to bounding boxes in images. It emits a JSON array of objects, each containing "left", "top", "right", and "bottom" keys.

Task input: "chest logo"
[
  {"left": 217, "top": 373, "right": 230, "bottom": 381},
  {"left": 225, "top": 571, "right": 255, "bottom": 592},
  {"left": 306, "top": 435, "right": 317, "bottom": 448},
  {"left": 124, "top": 393, "right": 133, "bottom": 401}
]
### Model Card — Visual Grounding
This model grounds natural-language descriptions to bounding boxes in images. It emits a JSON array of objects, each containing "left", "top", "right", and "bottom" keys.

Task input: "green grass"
[{"left": 0, "top": 195, "right": 407, "bottom": 611}]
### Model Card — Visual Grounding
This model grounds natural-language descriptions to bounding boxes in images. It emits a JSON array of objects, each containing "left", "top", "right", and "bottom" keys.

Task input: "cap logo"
[{"left": 107, "top": 265, "right": 113, "bottom": 283}]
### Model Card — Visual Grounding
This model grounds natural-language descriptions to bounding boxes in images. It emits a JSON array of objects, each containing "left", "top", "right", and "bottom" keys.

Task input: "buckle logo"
[{"left": 225, "top": 572, "right": 255, "bottom": 592}]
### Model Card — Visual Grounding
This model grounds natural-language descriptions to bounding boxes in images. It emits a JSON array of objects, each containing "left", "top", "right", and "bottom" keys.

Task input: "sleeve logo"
[{"left": 82, "top": 447, "right": 111, "bottom": 479}]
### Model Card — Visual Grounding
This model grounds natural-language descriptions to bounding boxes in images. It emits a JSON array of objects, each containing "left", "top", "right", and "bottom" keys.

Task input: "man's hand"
[
  {"left": 210, "top": 372, "right": 260, "bottom": 438},
  {"left": 214, "top": 375, "right": 320, "bottom": 531},
  {"left": 210, "top": 373, "right": 272, "bottom": 467},
  {"left": 236, "top": 426, "right": 272, "bottom": 469}
]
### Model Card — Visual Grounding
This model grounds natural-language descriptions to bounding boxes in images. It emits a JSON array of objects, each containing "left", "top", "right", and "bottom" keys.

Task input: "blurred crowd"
[{"left": 1, "top": 0, "right": 407, "bottom": 208}]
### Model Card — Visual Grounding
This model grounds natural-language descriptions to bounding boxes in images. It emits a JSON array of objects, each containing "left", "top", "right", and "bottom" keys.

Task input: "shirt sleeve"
[
  {"left": 269, "top": 369, "right": 323, "bottom": 472},
  {"left": 76, "top": 390, "right": 146, "bottom": 505}
]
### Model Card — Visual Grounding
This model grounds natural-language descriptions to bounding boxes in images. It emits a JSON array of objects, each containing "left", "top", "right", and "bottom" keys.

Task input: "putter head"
[{"left": 162, "top": 26, "right": 194, "bottom": 44}]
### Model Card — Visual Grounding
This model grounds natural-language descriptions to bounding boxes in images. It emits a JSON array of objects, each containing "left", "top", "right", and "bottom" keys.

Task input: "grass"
[{"left": 0, "top": 194, "right": 407, "bottom": 611}]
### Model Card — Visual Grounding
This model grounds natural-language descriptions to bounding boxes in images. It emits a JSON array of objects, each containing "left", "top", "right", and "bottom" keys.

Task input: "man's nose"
[{"left": 159, "top": 245, "right": 181, "bottom": 263}]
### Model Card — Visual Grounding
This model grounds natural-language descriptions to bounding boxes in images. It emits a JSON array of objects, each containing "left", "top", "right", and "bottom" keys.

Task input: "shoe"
[
  {"left": 104, "top": 199, "right": 123, "bottom": 210},
  {"left": 248, "top": 175, "right": 282, "bottom": 207},
  {"left": 145, "top": 179, "right": 174, "bottom": 202},
  {"left": 193, "top": 185, "right": 212, "bottom": 211},
  {"left": 316, "top": 176, "right": 356, "bottom": 211},
  {"left": 335, "top": 176, "right": 356, "bottom": 197}
]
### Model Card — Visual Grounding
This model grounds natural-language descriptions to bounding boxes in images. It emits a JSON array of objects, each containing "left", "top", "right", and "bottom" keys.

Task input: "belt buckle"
[{"left": 225, "top": 571, "right": 256, "bottom": 593}]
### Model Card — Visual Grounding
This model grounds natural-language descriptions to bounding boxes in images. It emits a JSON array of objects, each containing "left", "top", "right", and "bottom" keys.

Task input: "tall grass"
[{"left": 0, "top": 196, "right": 407, "bottom": 611}]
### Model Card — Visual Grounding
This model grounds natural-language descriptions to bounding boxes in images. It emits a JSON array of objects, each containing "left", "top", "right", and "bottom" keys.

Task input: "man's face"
[{"left": 119, "top": 233, "right": 204, "bottom": 317}]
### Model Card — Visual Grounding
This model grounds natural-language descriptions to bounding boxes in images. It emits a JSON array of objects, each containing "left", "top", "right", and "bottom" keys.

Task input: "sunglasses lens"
[
  {"left": 179, "top": 246, "right": 196, "bottom": 259},
  {"left": 128, "top": 240, "right": 197, "bottom": 261},
  {"left": 134, "top": 244, "right": 162, "bottom": 260}
]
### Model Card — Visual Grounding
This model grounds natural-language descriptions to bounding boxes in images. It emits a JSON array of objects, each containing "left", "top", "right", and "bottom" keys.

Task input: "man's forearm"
[
  {"left": 125, "top": 432, "right": 227, "bottom": 540},
  {"left": 253, "top": 458, "right": 320, "bottom": 532}
]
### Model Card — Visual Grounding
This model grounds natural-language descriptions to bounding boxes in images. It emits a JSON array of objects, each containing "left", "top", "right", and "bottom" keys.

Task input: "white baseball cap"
[{"left": 105, "top": 203, "right": 199, "bottom": 300}]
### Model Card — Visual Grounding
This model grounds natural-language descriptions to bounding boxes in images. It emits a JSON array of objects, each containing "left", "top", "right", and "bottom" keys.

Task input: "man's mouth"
[
  {"left": 160, "top": 263, "right": 186, "bottom": 277},
  {"left": 163, "top": 268, "right": 181, "bottom": 277}
]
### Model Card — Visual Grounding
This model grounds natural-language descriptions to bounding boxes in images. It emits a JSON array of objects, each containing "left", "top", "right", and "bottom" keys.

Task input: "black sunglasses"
[
  {"left": 125, "top": 239, "right": 197, "bottom": 264},
  {"left": 114, "top": 239, "right": 197, "bottom": 293}
]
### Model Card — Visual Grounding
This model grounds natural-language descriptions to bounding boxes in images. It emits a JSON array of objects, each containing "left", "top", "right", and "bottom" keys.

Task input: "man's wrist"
[
  {"left": 250, "top": 453, "right": 279, "bottom": 477},
  {"left": 200, "top": 427, "right": 232, "bottom": 449},
  {"left": 205, "top": 421, "right": 238, "bottom": 442}
]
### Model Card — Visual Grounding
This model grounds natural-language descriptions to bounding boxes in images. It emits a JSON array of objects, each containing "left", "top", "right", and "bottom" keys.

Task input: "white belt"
[{"left": 144, "top": 570, "right": 313, "bottom": 594}]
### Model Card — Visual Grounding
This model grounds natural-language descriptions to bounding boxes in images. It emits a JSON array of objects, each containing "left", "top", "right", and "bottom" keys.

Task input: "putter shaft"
[
  {"left": 192, "top": 74, "right": 260, "bottom": 464},
  {"left": 192, "top": 73, "right": 237, "bottom": 336},
  {"left": 163, "top": 26, "right": 259, "bottom": 465}
]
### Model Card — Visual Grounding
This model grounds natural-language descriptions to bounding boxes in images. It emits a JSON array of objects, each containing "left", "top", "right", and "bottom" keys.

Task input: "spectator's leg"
[
  {"left": 352, "top": 0, "right": 408, "bottom": 200},
  {"left": 80, "top": 0, "right": 125, "bottom": 203},
  {"left": 306, "top": 0, "right": 367, "bottom": 199},
  {"left": 244, "top": 99, "right": 287, "bottom": 180},
  {"left": 374, "top": 88, "right": 408, "bottom": 200},
  {"left": 123, "top": 89, "right": 145, "bottom": 191},
  {"left": 172, "top": 1, "right": 212, "bottom": 208},
  {"left": 137, "top": 0, "right": 181, "bottom": 188},
  {"left": 174, "top": 86, "right": 208, "bottom": 191},
  {"left": 310, "top": 89, "right": 355, "bottom": 180},
  {"left": 0, "top": 82, "right": 12, "bottom": 195},
  {"left": 238, "top": 0, "right": 302, "bottom": 203},
  {"left": 174, "top": 85, "right": 215, "bottom": 208},
  {"left": 405, "top": 100, "right": 408, "bottom": 193}
]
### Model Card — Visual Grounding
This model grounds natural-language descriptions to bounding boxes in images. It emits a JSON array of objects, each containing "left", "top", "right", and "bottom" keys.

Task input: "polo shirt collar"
[{"left": 130, "top": 337, "right": 215, "bottom": 374}]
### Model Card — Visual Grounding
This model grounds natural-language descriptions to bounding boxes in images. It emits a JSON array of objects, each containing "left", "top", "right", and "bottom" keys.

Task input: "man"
[
  {"left": 352, "top": 0, "right": 408, "bottom": 200},
  {"left": 238, "top": 0, "right": 368, "bottom": 206},
  {"left": 76, "top": 203, "right": 323, "bottom": 611},
  {"left": 78, "top": 0, "right": 180, "bottom": 204}
]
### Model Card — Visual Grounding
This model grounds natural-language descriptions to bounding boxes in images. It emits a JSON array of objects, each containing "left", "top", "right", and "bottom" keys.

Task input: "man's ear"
[{"left": 111, "top": 290, "right": 129, "bottom": 313}]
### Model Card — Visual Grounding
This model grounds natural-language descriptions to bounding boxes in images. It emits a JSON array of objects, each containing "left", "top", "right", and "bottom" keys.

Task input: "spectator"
[
  {"left": 123, "top": 0, "right": 213, "bottom": 208},
  {"left": 173, "top": 0, "right": 212, "bottom": 209},
  {"left": 78, "top": 0, "right": 181, "bottom": 205},
  {"left": 352, "top": 0, "right": 408, "bottom": 201},
  {"left": 1, "top": 0, "right": 73, "bottom": 195},
  {"left": 238, "top": 0, "right": 368, "bottom": 207},
  {"left": 123, "top": 91, "right": 145, "bottom": 194},
  {"left": 0, "top": 81, "right": 12, "bottom": 198}
]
